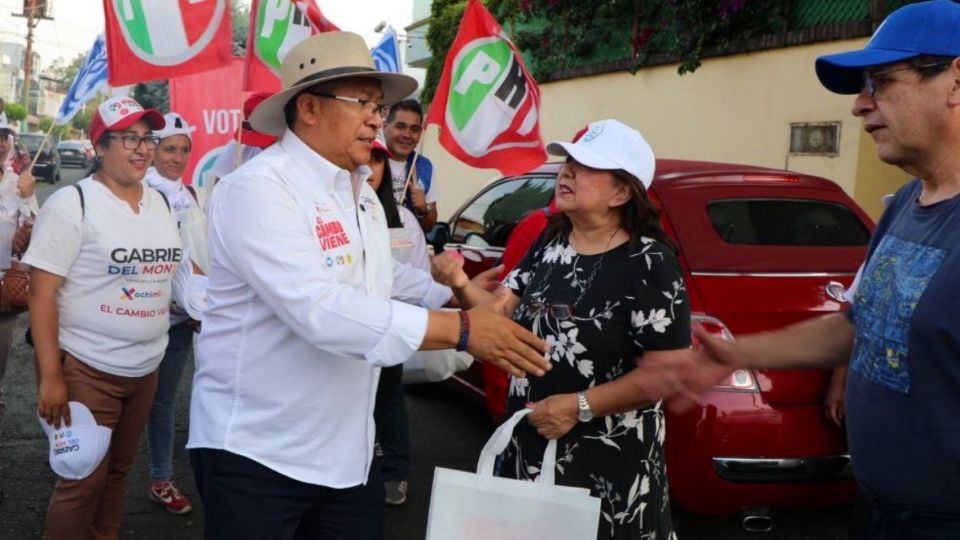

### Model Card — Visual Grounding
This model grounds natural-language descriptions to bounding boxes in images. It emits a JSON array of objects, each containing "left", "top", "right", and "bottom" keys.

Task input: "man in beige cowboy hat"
[{"left": 186, "top": 31, "right": 550, "bottom": 540}]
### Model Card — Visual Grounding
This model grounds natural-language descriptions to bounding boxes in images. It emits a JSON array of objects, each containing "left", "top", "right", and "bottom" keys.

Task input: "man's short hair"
[
  {"left": 386, "top": 99, "right": 423, "bottom": 124},
  {"left": 910, "top": 55, "right": 955, "bottom": 81}
]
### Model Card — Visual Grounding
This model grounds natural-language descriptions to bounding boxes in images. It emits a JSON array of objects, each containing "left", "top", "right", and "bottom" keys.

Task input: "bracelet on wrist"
[{"left": 456, "top": 310, "right": 470, "bottom": 352}]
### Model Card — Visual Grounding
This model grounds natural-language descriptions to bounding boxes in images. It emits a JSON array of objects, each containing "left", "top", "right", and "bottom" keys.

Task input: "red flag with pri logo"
[
  {"left": 424, "top": 0, "right": 546, "bottom": 176},
  {"left": 243, "top": 0, "right": 339, "bottom": 92},
  {"left": 102, "top": 0, "right": 234, "bottom": 86}
]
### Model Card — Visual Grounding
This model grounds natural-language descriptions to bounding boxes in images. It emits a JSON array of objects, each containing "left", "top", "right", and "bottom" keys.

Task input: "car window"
[
  {"left": 58, "top": 141, "right": 82, "bottom": 150},
  {"left": 20, "top": 135, "right": 43, "bottom": 152},
  {"left": 706, "top": 198, "right": 870, "bottom": 246},
  {"left": 452, "top": 176, "right": 555, "bottom": 248}
]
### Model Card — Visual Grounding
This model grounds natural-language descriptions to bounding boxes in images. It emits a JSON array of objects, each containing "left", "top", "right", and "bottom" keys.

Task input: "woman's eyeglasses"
[
  {"left": 106, "top": 134, "right": 161, "bottom": 151},
  {"left": 527, "top": 301, "right": 575, "bottom": 321}
]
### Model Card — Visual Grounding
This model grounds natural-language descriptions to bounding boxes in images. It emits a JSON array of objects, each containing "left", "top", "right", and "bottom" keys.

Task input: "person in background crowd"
[
  {"left": 433, "top": 119, "right": 692, "bottom": 540},
  {"left": 384, "top": 99, "right": 437, "bottom": 231},
  {"left": 0, "top": 119, "right": 38, "bottom": 504},
  {"left": 207, "top": 92, "right": 278, "bottom": 187},
  {"left": 648, "top": 2, "right": 960, "bottom": 538},
  {"left": 367, "top": 134, "right": 421, "bottom": 506},
  {"left": 24, "top": 96, "right": 181, "bottom": 539},
  {"left": 186, "top": 32, "right": 549, "bottom": 540},
  {"left": 142, "top": 111, "right": 202, "bottom": 515},
  {"left": 0, "top": 97, "right": 7, "bottom": 127}
]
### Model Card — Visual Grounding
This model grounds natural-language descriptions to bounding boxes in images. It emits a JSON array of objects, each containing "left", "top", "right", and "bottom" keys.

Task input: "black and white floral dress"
[{"left": 499, "top": 232, "right": 690, "bottom": 540}]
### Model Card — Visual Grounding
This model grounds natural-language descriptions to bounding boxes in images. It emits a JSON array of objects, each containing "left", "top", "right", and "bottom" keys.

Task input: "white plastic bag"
[
  {"left": 425, "top": 409, "right": 601, "bottom": 540},
  {"left": 402, "top": 349, "right": 474, "bottom": 384}
]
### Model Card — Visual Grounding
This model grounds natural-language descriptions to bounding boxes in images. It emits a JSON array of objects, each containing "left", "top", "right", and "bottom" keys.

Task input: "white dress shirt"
[{"left": 187, "top": 130, "right": 450, "bottom": 488}]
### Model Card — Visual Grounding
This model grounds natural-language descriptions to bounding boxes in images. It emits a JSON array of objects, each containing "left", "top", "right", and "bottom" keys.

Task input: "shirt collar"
[{"left": 279, "top": 129, "right": 374, "bottom": 195}]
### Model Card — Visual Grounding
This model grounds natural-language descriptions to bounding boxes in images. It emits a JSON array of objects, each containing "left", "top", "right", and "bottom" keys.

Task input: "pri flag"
[
  {"left": 244, "top": 0, "right": 339, "bottom": 92},
  {"left": 424, "top": 0, "right": 546, "bottom": 176},
  {"left": 103, "top": 0, "right": 234, "bottom": 86},
  {"left": 371, "top": 26, "right": 401, "bottom": 73},
  {"left": 55, "top": 35, "right": 109, "bottom": 125}
]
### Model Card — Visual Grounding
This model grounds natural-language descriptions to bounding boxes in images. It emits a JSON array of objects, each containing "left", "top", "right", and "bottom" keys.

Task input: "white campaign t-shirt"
[
  {"left": 388, "top": 158, "right": 438, "bottom": 207},
  {"left": 23, "top": 177, "right": 182, "bottom": 377}
]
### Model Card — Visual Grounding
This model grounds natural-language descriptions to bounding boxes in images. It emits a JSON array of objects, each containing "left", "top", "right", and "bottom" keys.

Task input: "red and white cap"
[
  {"left": 547, "top": 119, "right": 656, "bottom": 189},
  {"left": 89, "top": 96, "right": 165, "bottom": 145},
  {"left": 371, "top": 131, "right": 394, "bottom": 159},
  {"left": 238, "top": 92, "right": 278, "bottom": 149}
]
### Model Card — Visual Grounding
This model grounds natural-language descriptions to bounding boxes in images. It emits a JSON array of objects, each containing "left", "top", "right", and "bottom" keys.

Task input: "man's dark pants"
[
  {"left": 190, "top": 448, "right": 384, "bottom": 540},
  {"left": 860, "top": 489, "right": 960, "bottom": 540}
]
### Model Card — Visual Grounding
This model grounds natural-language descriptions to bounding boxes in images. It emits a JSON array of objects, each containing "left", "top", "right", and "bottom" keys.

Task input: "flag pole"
[
  {"left": 233, "top": 94, "right": 244, "bottom": 171},
  {"left": 399, "top": 126, "right": 429, "bottom": 204},
  {"left": 28, "top": 119, "right": 58, "bottom": 172}
]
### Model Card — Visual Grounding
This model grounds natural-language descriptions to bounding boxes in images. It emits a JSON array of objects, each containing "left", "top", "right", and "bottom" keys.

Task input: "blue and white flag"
[
  {"left": 55, "top": 35, "right": 109, "bottom": 125},
  {"left": 371, "top": 26, "right": 401, "bottom": 73}
]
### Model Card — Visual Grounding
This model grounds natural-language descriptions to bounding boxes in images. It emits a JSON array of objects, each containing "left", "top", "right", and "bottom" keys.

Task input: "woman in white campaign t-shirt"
[{"left": 22, "top": 96, "right": 181, "bottom": 539}]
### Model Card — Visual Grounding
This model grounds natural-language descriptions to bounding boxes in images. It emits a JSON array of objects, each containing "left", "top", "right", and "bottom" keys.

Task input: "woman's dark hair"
[
  {"left": 86, "top": 133, "right": 112, "bottom": 176},
  {"left": 371, "top": 152, "right": 402, "bottom": 228},
  {"left": 545, "top": 168, "right": 676, "bottom": 253}
]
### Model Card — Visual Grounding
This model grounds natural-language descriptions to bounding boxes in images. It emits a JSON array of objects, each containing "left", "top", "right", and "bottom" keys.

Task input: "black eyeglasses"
[
  {"left": 527, "top": 301, "right": 575, "bottom": 321},
  {"left": 106, "top": 134, "right": 161, "bottom": 151},
  {"left": 306, "top": 91, "right": 389, "bottom": 117},
  {"left": 862, "top": 61, "right": 952, "bottom": 98}
]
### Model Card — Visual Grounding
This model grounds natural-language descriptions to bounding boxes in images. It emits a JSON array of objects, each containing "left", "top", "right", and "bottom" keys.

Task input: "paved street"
[{"left": 0, "top": 165, "right": 852, "bottom": 538}]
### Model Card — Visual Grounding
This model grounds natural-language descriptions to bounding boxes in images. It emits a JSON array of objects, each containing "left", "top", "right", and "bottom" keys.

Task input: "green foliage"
[
  {"left": 232, "top": 1, "right": 250, "bottom": 55},
  {"left": 43, "top": 53, "right": 87, "bottom": 93},
  {"left": 71, "top": 108, "right": 92, "bottom": 132},
  {"left": 38, "top": 116, "right": 69, "bottom": 136},
  {"left": 421, "top": 0, "right": 888, "bottom": 101},
  {"left": 4, "top": 102, "right": 27, "bottom": 123},
  {"left": 423, "top": 0, "right": 468, "bottom": 106},
  {"left": 133, "top": 81, "right": 169, "bottom": 113}
]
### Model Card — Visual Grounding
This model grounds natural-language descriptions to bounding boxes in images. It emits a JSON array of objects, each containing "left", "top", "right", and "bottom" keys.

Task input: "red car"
[{"left": 429, "top": 160, "right": 873, "bottom": 523}]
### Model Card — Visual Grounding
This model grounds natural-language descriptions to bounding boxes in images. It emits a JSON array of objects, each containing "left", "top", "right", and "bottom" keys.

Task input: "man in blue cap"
[{"left": 639, "top": 1, "right": 960, "bottom": 538}]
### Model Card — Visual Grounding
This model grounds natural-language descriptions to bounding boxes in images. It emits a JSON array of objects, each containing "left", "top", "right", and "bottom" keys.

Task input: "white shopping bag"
[
  {"left": 425, "top": 409, "right": 601, "bottom": 540},
  {"left": 401, "top": 349, "right": 474, "bottom": 384}
]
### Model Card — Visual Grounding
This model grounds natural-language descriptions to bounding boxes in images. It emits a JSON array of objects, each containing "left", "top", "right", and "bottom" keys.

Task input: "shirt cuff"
[
  {"left": 364, "top": 301, "right": 428, "bottom": 368},
  {"left": 420, "top": 282, "right": 452, "bottom": 309}
]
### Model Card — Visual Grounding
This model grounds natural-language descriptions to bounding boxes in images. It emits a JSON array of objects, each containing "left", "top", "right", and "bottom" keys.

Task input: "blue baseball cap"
[{"left": 815, "top": 0, "right": 960, "bottom": 95}]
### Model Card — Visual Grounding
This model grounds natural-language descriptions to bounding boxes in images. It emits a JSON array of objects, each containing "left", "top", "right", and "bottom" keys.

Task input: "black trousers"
[
  {"left": 374, "top": 364, "right": 409, "bottom": 481},
  {"left": 190, "top": 448, "right": 384, "bottom": 540}
]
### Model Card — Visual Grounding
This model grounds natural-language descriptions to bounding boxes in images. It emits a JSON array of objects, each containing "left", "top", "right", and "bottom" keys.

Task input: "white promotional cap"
[
  {"left": 38, "top": 401, "right": 112, "bottom": 480},
  {"left": 546, "top": 119, "right": 656, "bottom": 189},
  {"left": 153, "top": 112, "right": 196, "bottom": 141}
]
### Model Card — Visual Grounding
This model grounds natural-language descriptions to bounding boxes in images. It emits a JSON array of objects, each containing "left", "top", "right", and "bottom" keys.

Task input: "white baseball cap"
[
  {"left": 546, "top": 119, "right": 656, "bottom": 189},
  {"left": 153, "top": 112, "right": 196, "bottom": 141},
  {"left": 38, "top": 401, "right": 112, "bottom": 480}
]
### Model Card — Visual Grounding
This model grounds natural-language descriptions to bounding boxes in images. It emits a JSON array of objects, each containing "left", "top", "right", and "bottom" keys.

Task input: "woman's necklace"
[{"left": 537, "top": 227, "right": 621, "bottom": 318}]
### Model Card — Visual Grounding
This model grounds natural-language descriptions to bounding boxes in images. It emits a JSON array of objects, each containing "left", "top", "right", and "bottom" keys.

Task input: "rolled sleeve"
[{"left": 364, "top": 300, "right": 428, "bottom": 367}]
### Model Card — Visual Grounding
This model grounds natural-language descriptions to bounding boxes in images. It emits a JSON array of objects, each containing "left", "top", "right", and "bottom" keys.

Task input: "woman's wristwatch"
[{"left": 576, "top": 392, "right": 594, "bottom": 422}]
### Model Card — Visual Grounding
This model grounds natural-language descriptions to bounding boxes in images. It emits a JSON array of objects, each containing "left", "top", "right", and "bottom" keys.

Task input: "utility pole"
[{"left": 12, "top": 0, "right": 54, "bottom": 121}]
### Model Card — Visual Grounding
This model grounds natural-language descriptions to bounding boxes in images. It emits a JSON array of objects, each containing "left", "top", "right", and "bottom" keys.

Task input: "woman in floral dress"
[{"left": 433, "top": 120, "right": 691, "bottom": 540}]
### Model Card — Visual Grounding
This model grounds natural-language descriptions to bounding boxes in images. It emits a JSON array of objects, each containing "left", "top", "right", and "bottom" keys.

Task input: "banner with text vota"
[{"left": 169, "top": 57, "right": 245, "bottom": 187}]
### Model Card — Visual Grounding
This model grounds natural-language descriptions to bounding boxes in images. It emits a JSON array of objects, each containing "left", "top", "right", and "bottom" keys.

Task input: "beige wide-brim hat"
[{"left": 250, "top": 31, "right": 418, "bottom": 136}]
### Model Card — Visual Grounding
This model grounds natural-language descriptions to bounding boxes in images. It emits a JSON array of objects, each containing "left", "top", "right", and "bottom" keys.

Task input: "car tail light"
[
  {"left": 691, "top": 314, "right": 759, "bottom": 393},
  {"left": 742, "top": 174, "right": 800, "bottom": 183}
]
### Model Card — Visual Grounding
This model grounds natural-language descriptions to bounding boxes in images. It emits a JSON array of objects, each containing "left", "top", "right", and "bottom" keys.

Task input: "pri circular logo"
[
  {"left": 192, "top": 144, "right": 225, "bottom": 188},
  {"left": 445, "top": 35, "right": 539, "bottom": 158},
  {"left": 254, "top": 1, "right": 313, "bottom": 75},
  {"left": 112, "top": 0, "right": 226, "bottom": 67}
]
